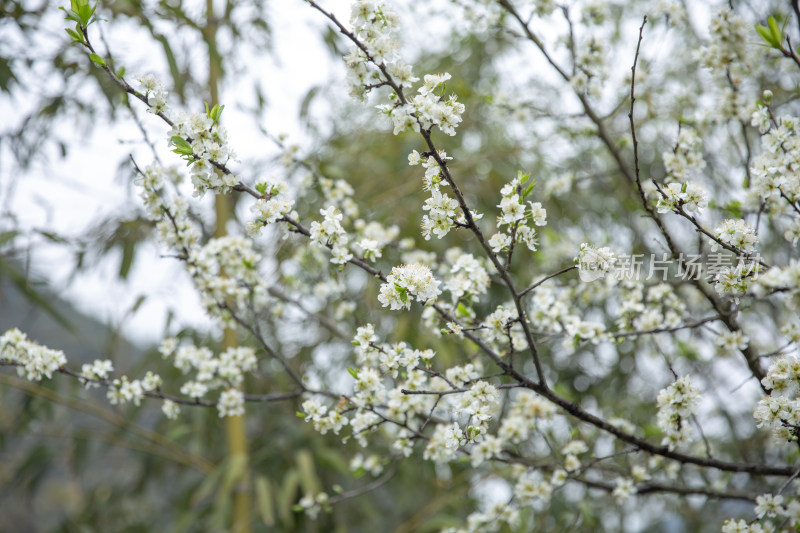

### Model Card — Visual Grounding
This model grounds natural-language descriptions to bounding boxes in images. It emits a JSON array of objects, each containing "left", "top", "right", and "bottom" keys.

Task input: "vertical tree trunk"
[{"left": 206, "top": 1, "right": 252, "bottom": 531}]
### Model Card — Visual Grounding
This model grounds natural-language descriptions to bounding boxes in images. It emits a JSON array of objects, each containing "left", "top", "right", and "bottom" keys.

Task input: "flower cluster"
[
  {"left": 188, "top": 236, "right": 269, "bottom": 323},
  {"left": 296, "top": 491, "right": 330, "bottom": 520},
  {"left": 615, "top": 283, "right": 687, "bottom": 333},
  {"left": 514, "top": 469, "right": 555, "bottom": 509},
  {"left": 755, "top": 259, "right": 800, "bottom": 305},
  {"left": 135, "top": 163, "right": 168, "bottom": 220},
  {"left": 309, "top": 206, "right": 353, "bottom": 264},
  {"left": 107, "top": 374, "right": 161, "bottom": 407},
  {"left": 712, "top": 219, "right": 758, "bottom": 253},
  {"left": 217, "top": 389, "right": 246, "bottom": 417},
  {"left": 346, "top": 3, "right": 465, "bottom": 139},
  {"left": 345, "top": 0, "right": 416, "bottom": 100},
  {"left": 0, "top": 328, "right": 67, "bottom": 381},
  {"left": 79, "top": 359, "right": 114, "bottom": 387},
  {"left": 155, "top": 196, "right": 201, "bottom": 252},
  {"left": 378, "top": 263, "right": 442, "bottom": 310},
  {"left": 695, "top": 8, "right": 750, "bottom": 72},
  {"left": 715, "top": 330, "right": 749, "bottom": 355},
  {"left": 161, "top": 340, "right": 257, "bottom": 418},
  {"left": 713, "top": 264, "right": 753, "bottom": 297},
  {"left": 444, "top": 251, "right": 490, "bottom": 303},
  {"left": 498, "top": 390, "right": 556, "bottom": 445},
  {"left": 480, "top": 305, "right": 515, "bottom": 344},
  {"left": 408, "top": 149, "right": 469, "bottom": 240},
  {"left": 575, "top": 242, "right": 617, "bottom": 282},
  {"left": 349, "top": 453, "right": 383, "bottom": 477},
  {"left": 421, "top": 189, "right": 459, "bottom": 240},
  {"left": 423, "top": 422, "right": 463, "bottom": 462},
  {"left": 413, "top": 74, "right": 464, "bottom": 134},
  {"left": 655, "top": 182, "right": 708, "bottom": 214},
  {"left": 656, "top": 376, "right": 701, "bottom": 450},
  {"left": 720, "top": 519, "right": 775, "bottom": 533},
  {"left": 137, "top": 75, "right": 240, "bottom": 197},
  {"left": 378, "top": 73, "right": 465, "bottom": 137},
  {"left": 750, "top": 113, "right": 800, "bottom": 223},
  {"left": 754, "top": 355, "right": 800, "bottom": 442},
  {"left": 446, "top": 503, "right": 520, "bottom": 533},
  {"left": 662, "top": 128, "right": 706, "bottom": 182},
  {"left": 612, "top": 477, "right": 637, "bottom": 503},
  {"left": 457, "top": 381, "right": 499, "bottom": 434},
  {"left": 137, "top": 74, "right": 169, "bottom": 116},
  {"left": 169, "top": 111, "right": 238, "bottom": 197},
  {"left": 247, "top": 179, "right": 295, "bottom": 236},
  {"left": 353, "top": 219, "right": 399, "bottom": 262},
  {"left": 489, "top": 172, "right": 546, "bottom": 254}
]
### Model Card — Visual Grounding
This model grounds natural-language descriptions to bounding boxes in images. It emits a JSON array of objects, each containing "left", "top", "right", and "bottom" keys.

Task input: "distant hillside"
[{"left": 0, "top": 274, "right": 141, "bottom": 367}]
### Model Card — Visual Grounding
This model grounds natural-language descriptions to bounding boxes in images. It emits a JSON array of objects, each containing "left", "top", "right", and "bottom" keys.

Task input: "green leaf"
[
  {"left": 119, "top": 240, "right": 135, "bottom": 279},
  {"left": 347, "top": 367, "right": 359, "bottom": 379},
  {"left": 522, "top": 181, "right": 536, "bottom": 198},
  {"left": 59, "top": 6, "right": 79, "bottom": 23},
  {"left": 275, "top": 468, "right": 300, "bottom": 531},
  {"left": 255, "top": 476, "right": 276, "bottom": 526},
  {"left": 212, "top": 104, "right": 224, "bottom": 123},
  {"left": 77, "top": 3, "right": 94, "bottom": 26},
  {"left": 130, "top": 294, "right": 147, "bottom": 313},
  {"left": 296, "top": 449, "right": 321, "bottom": 495},
  {"left": 88, "top": 53, "right": 105, "bottom": 67},
  {"left": 768, "top": 15, "right": 782, "bottom": 45},
  {"left": 65, "top": 28, "right": 84, "bottom": 43},
  {"left": 217, "top": 455, "right": 247, "bottom": 507},
  {"left": 151, "top": 33, "right": 184, "bottom": 99},
  {"left": 756, "top": 20, "right": 781, "bottom": 49},
  {"left": 206, "top": 103, "right": 225, "bottom": 123},
  {"left": 191, "top": 456, "right": 227, "bottom": 505},
  {"left": 170, "top": 136, "right": 194, "bottom": 155}
]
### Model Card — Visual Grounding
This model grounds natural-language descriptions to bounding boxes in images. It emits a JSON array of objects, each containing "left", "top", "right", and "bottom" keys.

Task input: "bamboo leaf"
[{"left": 255, "top": 476, "right": 276, "bottom": 526}]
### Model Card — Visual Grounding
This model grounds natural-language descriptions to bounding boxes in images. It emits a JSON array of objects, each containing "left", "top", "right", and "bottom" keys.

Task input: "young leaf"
[
  {"left": 170, "top": 136, "right": 194, "bottom": 155},
  {"left": 59, "top": 7, "right": 81, "bottom": 25},
  {"left": 522, "top": 181, "right": 536, "bottom": 198},
  {"left": 768, "top": 15, "right": 782, "bottom": 46},
  {"left": 65, "top": 28, "right": 83, "bottom": 44},
  {"left": 211, "top": 104, "right": 224, "bottom": 123},
  {"left": 89, "top": 53, "right": 105, "bottom": 67},
  {"left": 756, "top": 17, "right": 782, "bottom": 49}
]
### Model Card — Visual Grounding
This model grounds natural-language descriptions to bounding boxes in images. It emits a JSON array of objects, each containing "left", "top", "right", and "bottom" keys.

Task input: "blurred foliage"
[{"left": 2, "top": 0, "right": 799, "bottom": 531}]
